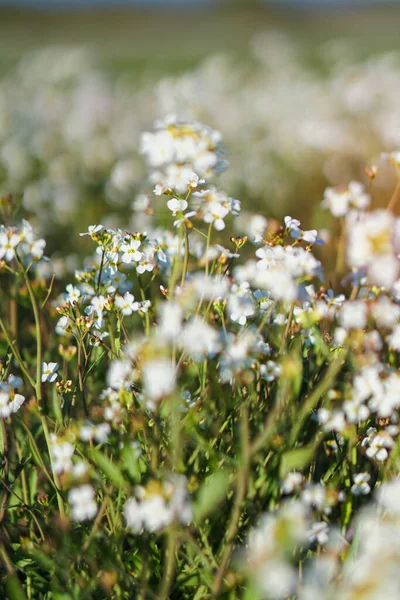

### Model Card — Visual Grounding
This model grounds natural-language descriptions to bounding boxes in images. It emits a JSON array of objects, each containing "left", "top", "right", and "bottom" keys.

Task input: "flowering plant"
[{"left": 2, "top": 114, "right": 400, "bottom": 600}]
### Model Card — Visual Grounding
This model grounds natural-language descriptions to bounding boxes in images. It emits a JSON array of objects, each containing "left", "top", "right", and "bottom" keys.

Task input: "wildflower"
[
  {"left": 362, "top": 427, "right": 395, "bottom": 462},
  {"left": 260, "top": 361, "right": 281, "bottom": 382},
  {"left": 158, "top": 301, "right": 182, "bottom": 341},
  {"left": 167, "top": 198, "right": 188, "bottom": 216},
  {"left": 0, "top": 230, "right": 20, "bottom": 261},
  {"left": 124, "top": 476, "right": 191, "bottom": 533},
  {"left": 65, "top": 284, "right": 81, "bottom": 305},
  {"left": 115, "top": 292, "right": 140, "bottom": 316},
  {"left": 79, "top": 224, "right": 103, "bottom": 237},
  {"left": 339, "top": 301, "right": 368, "bottom": 330},
  {"left": 142, "top": 359, "right": 176, "bottom": 404},
  {"left": 120, "top": 238, "right": 142, "bottom": 264},
  {"left": 308, "top": 522, "right": 329, "bottom": 545},
  {"left": 347, "top": 209, "right": 400, "bottom": 288},
  {"left": 42, "top": 362, "right": 59, "bottom": 383},
  {"left": 203, "top": 202, "right": 229, "bottom": 231},
  {"left": 0, "top": 385, "right": 25, "bottom": 419},
  {"left": 107, "top": 359, "right": 133, "bottom": 390},
  {"left": 180, "top": 319, "right": 220, "bottom": 361},
  {"left": 322, "top": 181, "right": 370, "bottom": 217},
  {"left": 68, "top": 485, "right": 97, "bottom": 522},
  {"left": 79, "top": 422, "right": 111, "bottom": 444},
  {"left": 351, "top": 473, "right": 371, "bottom": 496},
  {"left": 50, "top": 436, "right": 74, "bottom": 474},
  {"left": 388, "top": 325, "right": 400, "bottom": 350},
  {"left": 227, "top": 282, "right": 255, "bottom": 326},
  {"left": 282, "top": 472, "right": 304, "bottom": 495}
]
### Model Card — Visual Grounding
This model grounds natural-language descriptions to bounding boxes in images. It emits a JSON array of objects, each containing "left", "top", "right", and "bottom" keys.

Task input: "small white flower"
[
  {"left": 120, "top": 239, "right": 142, "bottom": 264},
  {"left": 282, "top": 472, "right": 304, "bottom": 495},
  {"left": 351, "top": 473, "right": 371, "bottom": 496},
  {"left": 42, "top": 362, "right": 59, "bottom": 383},
  {"left": 308, "top": 522, "right": 329, "bottom": 545},
  {"left": 51, "top": 437, "right": 74, "bottom": 474},
  {"left": 79, "top": 225, "right": 103, "bottom": 237},
  {"left": 68, "top": 485, "right": 97, "bottom": 522},
  {"left": 203, "top": 202, "right": 229, "bottom": 231},
  {"left": 115, "top": 292, "right": 140, "bottom": 316},
  {"left": 65, "top": 284, "right": 81, "bottom": 305},
  {"left": 167, "top": 198, "right": 188, "bottom": 216},
  {"left": 142, "top": 359, "right": 176, "bottom": 405},
  {"left": 0, "top": 231, "right": 20, "bottom": 262},
  {"left": 260, "top": 361, "right": 281, "bottom": 382}
]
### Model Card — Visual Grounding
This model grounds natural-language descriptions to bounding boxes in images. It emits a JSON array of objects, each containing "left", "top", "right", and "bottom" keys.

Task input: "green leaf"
[
  {"left": 5, "top": 575, "right": 27, "bottom": 600},
  {"left": 52, "top": 386, "right": 63, "bottom": 426},
  {"left": 26, "top": 549, "right": 53, "bottom": 571},
  {"left": 280, "top": 443, "right": 316, "bottom": 477},
  {"left": 120, "top": 445, "right": 141, "bottom": 483},
  {"left": 193, "top": 585, "right": 208, "bottom": 599},
  {"left": 194, "top": 471, "right": 229, "bottom": 522},
  {"left": 19, "top": 422, "right": 50, "bottom": 478},
  {"left": 90, "top": 448, "right": 128, "bottom": 490}
]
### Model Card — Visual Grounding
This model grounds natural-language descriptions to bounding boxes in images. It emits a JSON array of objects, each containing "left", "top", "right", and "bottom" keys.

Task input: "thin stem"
[
  {"left": 20, "top": 259, "right": 65, "bottom": 518},
  {"left": 280, "top": 301, "right": 295, "bottom": 354},
  {"left": 158, "top": 525, "right": 178, "bottom": 600},
  {"left": 212, "top": 405, "right": 250, "bottom": 596},
  {"left": 0, "top": 315, "right": 35, "bottom": 388},
  {"left": 205, "top": 223, "right": 213, "bottom": 277},
  {"left": 388, "top": 179, "right": 400, "bottom": 213},
  {"left": 180, "top": 224, "right": 189, "bottom": 288}
]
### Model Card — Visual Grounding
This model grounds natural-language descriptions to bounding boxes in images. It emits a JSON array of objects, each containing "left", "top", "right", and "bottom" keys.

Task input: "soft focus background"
[{"left": 1, "top": 0, "right": 400, "bottom": 262}]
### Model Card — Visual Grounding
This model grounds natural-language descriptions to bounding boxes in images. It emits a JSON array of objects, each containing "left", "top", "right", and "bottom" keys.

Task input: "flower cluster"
[{"left": 5, "top": 108, "right": 400, "bottom": 599}]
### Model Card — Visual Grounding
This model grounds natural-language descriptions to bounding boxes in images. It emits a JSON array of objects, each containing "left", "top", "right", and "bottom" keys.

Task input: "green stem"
[
  {"left": 205, "top": 223, "right": 213, "bottom": 277},
  {"left": 20, "top": 260, "right": 65, "bottom": 518},
  {"left": 0, "top": 315, "right": 35, "bottom": 388},
  {"left": 180, "top": 224, "right": 189, "bottom": 288},
  {"left": 212, "top": 405, "right": 250, "bottom": 596}
]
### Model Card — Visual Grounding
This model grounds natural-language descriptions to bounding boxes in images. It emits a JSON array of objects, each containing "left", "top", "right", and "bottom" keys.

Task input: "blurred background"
[{"left": 1, "top": 0, "right": 400, "bottom": 264}]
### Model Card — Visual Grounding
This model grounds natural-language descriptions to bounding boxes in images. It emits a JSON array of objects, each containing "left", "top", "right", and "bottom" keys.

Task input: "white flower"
[
  {"left": 124, "top": 497, "right": 143, "bottom": 532},
  {"left": 166, "top": 198, "right": 188, "bottom": 216},
  {"left": 260, "top": 361, "right": 281, "bottom": 382},
  {"left": 308, "top": 522, "right": 329, "bottom": 545},
  {"left": 51, "top": 437, "right": 74, "bottom": 474},
  {"left": 158, "top": 301, "right": 182, "bottom": 341},
  {"left": 180, "top": 319, "right": 220, "bottom": 361},
  {"left": 56, "top": 315, "right": 70, "bottom": 336},
  {"left": 290, "top": 227, "right": 320, "bottom": 244},
  {"left": 115, "top": 292, "right": 140, "bottom": 316},
  {"left": 388, "top": 325, "right": 400, "bottom": 350},
  {"left": 65, "top": 284, "right": 81, "bottom": 305},
  {"left": 142, "top": 359, "right": 176, "bottom": 404},
  {"left": 107, "top": 359, "right": 133, "bottom": 390},
  {"left": 79, "top": 224, "right": 103, "bottom": 237},
  {"left": 120, "top": 239, "right": 142, "bottom": 264},
  {"left": 347, "top": 209, "right": 400, "bottom": 288},
  {"left": 339, "top": 301, "right": 368, "bottom": 330},
  {"left": 322, "top": 181, "right": 370, "bottom": 217},
  {"left": 282, "top": 472, "right": 304, "bottom": 495},
  {"left": 0, "top": 389, "right": 26, "bottom": 418},
  {"left": 80, "top": 422, "right": 111, "bottom": 444},
  {"left": 351, "top": 473, "right": 371, "bottom": 496},
  {"left": 42, "top": 362, "right": 59, "bottom": 383},
  {"left": 0, "top": 231, "right": 20, "bottom": 262},
  {"left": 362, "top": 427, "right": 395, "bottom": 462},
  {"left": 68, "top": 485, "right": 97, "bottom": 522},
  {"left": 153, "top": 183, "right": 166, "bottom": 196},
  {"left": 203, "top": 202, "right": 229, "bottom": 231}
]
